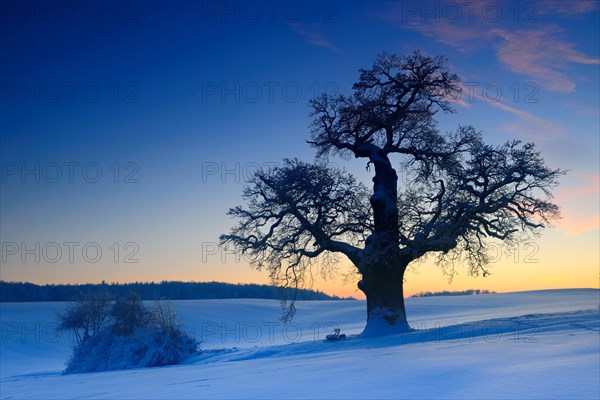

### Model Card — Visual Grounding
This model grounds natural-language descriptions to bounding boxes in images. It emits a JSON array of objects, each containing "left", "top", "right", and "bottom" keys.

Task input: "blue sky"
[{"left": 1, "top": 1, "right": 598, "bottom": 296}]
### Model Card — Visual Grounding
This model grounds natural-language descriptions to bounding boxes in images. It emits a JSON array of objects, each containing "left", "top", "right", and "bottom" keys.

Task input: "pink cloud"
[
  {"left": 536, "top": 0, "right": 598, "bottom": 15},
  {"left": 575, "top": 107, "right": 600, "bottom": 118},
  {"left": 419, "top": 24, "right": 600, "bottom": 93},
  {"left": 559, "top": 215, "right": 600, "bottom": 237},
  {"left": 502, "top": 119, "right": 563, "bottom": 142},
  {"left": 457, "top": 82, "right": 564, "bottom": 140},
  {"left": 559, "top": 175, "right": 600, "bottom": 200},
  {"left": 403, "top": 20, "right": 487, "bottom": 52},
  {"left": 380, "top": 2, "right": 599, "bottom": 93},
  {"left": 376, "top": 1, "right": 494, "bottom": 53},
  {"left": 555, "top": 174, "right": 600, "bottom": 237},
  {"left": 288, "top": 23, "right": 341, "bottom": 53},
  {"left": 491, "top": 27, "right": 600, "bottom": 93}
]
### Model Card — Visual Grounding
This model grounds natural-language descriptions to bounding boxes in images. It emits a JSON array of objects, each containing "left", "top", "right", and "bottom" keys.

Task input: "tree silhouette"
[
  {"left": 57, "top": 291, "right": 112, "bottom": 344},
  {"left": 111, "top": 292, "right": 148, "bottom": 335},
  {"left": 221, "top": 51, "right": 562, "bottom": 335}
]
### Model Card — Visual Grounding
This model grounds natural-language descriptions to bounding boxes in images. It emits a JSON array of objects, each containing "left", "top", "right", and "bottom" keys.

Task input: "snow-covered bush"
[
  {"left": 111, "top": 292, "right": 149, "bottom": 335},
  {"left": 62, "top": 295, "right": 198, "bottom": 374},
  {"left": 57, "top": 291, "right": 112, "bottom": 344}
]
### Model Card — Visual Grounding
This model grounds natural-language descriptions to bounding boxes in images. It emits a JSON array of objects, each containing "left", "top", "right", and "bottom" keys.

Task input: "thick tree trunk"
[
  {"left": 370, "top": 150, "right": 400, "bottom": 243},
  {"left": 356, "top": 150, "right": 411, "bottom": 336},
  {"left": 358, "top": 262, "right": 411, "bottom": 336}
]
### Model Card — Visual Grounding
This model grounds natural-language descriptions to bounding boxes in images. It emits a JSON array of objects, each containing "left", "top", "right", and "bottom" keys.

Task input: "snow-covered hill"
[{"left": 1, "top": 289, "right": 598, "bottom": 399}]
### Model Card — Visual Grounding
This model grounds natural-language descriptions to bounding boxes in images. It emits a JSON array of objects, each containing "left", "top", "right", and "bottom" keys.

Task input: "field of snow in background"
[{"left": 1, "top": 289, "right": 599, "bottom": 399}]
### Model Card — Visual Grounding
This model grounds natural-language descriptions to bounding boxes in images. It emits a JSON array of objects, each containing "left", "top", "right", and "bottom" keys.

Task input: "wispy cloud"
[
  {"left": 537, "top": 0, "right": 598, "bottom": 16},
  {"left": 458, "top": 82, "right": 564, "bottom": 140},
  {"left": 556, "top": 174, "right": 600, "bottom": 237},
  {"left": 491, "top": 27, "right": 600, "bottom": 93},
  {"left": 575, "top": 107, "right": 600, "bottom": 118},
  {"left": 564, "top": 102, "right": 600, "bottom": 118},
  {"left": 288, "top": 23, "right": 341, "bottom": 53},
  {"left": 501, "top": 117, "right": 563, "bottom": 142},
  {"left": 560, "top": 214, "right": 600, "bottom": 237},
  {"left": 403, "top": 20, "right": 486, "bottom": 53},
  {"left": 380, "top": 2, "right": 599, "bottom": 92}
]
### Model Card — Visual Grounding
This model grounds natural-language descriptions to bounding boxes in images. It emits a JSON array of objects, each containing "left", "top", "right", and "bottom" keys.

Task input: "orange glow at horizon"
[{"left": 8, "top": 228, "right": 597, "bottom": 301}]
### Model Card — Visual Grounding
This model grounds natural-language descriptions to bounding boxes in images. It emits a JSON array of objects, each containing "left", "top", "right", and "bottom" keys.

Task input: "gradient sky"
[{"left": 1, "top": 0, "right": 598, "bottom": 298}]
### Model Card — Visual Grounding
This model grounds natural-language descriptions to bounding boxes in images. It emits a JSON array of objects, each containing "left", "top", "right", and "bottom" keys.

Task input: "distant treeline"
[
  {"left": 0, "top": 281, "right": 352, "bottom": 302},
  {"left": 410, "top": 289, "right": 496, "bottom": 298}
]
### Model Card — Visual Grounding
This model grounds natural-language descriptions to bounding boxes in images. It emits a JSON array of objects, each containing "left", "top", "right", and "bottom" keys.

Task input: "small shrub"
[
  {"left": 57, "top": 291, "right": 112, "bottom": 344},
  {"left": 111, "top": 292, "right": 149, "bottom": 335},
  {"left": 61, "top": 294, "right": 198, "bottom": 374}
]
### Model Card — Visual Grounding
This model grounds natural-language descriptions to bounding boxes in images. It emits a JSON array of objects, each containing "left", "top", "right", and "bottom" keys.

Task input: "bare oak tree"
[{"left": 220, "top": 51, "right": 562, "bottom": 335}]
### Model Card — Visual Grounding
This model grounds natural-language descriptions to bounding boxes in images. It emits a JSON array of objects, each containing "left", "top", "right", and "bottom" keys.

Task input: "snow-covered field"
[{"left": 1, "top": 289, "right": 598, "bottom": 399}]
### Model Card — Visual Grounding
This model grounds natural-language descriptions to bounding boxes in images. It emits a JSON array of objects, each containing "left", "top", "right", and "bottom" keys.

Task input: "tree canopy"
[{"left": 221, "top": 51, "right": 563, "bottom": 332}]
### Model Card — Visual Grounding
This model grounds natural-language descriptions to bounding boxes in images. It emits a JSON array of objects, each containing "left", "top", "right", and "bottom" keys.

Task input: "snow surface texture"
[{"left": 1, "top": 289, "right": 599, "bottom": 399}]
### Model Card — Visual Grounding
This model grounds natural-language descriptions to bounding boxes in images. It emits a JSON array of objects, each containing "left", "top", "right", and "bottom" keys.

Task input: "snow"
[{"left": 1, "top": 289, "right": 599, "bottom": 399}]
